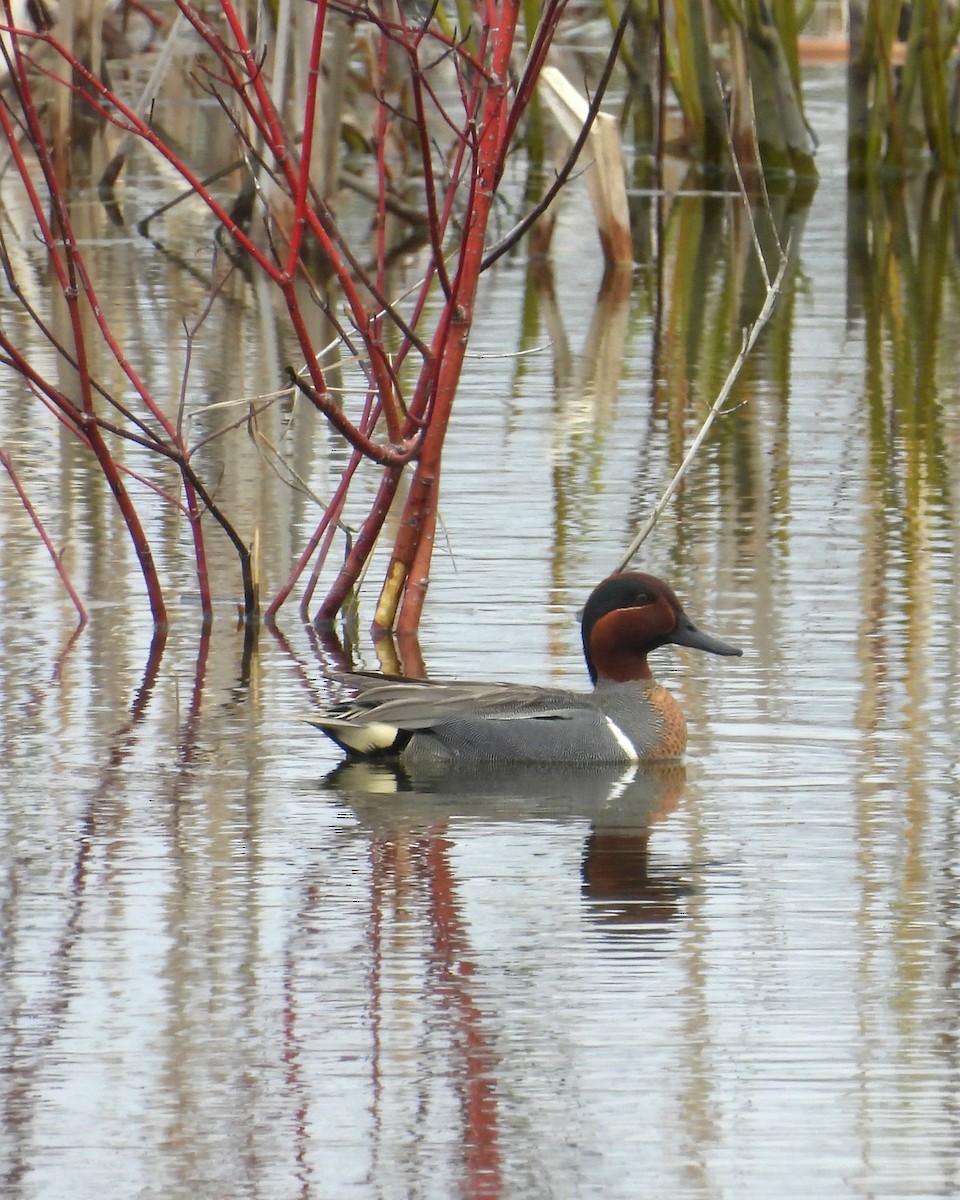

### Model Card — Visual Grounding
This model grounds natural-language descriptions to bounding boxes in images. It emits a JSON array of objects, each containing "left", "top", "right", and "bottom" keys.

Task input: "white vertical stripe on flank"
[{"left": 604, "top": 716, "right": 639, "bottom": 762}]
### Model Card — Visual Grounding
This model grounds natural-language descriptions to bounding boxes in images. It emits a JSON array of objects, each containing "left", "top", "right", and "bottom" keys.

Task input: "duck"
[{"left": 309, "top": 572, "right": 742, "bottom": 766}]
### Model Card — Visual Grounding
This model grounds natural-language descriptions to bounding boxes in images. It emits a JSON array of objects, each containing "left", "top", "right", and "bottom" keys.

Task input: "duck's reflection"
[
  {"left": 327, "top": 758, "right": 688, "bottom": 932},
  {"left": 323, "top": 759, "right": 688, "bottom": 1197},
  {"left": 581, "top": 820, "right": 691, "bottom": 926}
]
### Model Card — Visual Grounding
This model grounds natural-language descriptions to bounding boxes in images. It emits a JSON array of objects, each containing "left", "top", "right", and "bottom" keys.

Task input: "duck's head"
[{"left": 581, "top": 572, "right": 742, "bottom": 684}]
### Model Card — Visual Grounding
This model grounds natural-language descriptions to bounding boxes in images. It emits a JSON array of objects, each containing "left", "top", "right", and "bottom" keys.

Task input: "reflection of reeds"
[
  {"left": 619, "top": 208, "right": 792, "bottom": 568},
  {"left": 848, "top": 173, "right": 955, "bottom": 541},
  {"left": 846, "top": 175, "right": 960, "bottom": 1016},
  {"left": 509, "top": 174, "right": 810, "bottom": 619},
  {"left": 638, "top": 181, "right": 807, "bottom": 573}
]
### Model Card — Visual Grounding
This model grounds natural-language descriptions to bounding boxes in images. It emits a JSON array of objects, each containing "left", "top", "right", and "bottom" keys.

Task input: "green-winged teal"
[{"left": 309, "top": 572, "right": 742, "bottom": 765}]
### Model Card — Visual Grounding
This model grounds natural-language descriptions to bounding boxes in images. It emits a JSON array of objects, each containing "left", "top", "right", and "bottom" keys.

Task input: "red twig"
[
  {"left": 1, "top": 0, "right": 571, "bottom": 635},
  {"left": 0, "top": 22, "right": 168, "bottom": 625}
]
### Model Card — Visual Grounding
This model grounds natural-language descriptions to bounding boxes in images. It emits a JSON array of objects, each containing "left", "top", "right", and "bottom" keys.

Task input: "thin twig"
[
  {"left": 716, "top": 69, "right": 784, "bottom": 281},
  {"left": 0, "top": 446, "right": 87, "bottom": 625}
]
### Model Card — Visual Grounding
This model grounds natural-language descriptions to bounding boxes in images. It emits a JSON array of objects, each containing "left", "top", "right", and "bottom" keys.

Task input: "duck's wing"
[{"left": 319, "top": 672, "right": 590, "bottom": 730}]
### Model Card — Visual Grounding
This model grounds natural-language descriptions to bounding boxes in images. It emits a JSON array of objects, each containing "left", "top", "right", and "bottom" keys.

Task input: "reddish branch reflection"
[
  {"left": 366, "top": 828, "right": 503, "bottom": 1199},
  {"left": 423, "top": 832, "right": 503, "bottom": 1199}
]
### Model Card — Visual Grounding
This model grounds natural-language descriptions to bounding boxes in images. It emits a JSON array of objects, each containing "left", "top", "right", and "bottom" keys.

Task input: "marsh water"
[{"left": 4, "top": 63, "right": 960, "bottom": 1198}]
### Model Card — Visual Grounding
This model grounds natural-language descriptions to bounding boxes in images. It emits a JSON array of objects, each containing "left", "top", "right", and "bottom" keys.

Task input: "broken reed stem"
[{"left": 614, "top": 239, "right": 791, "bottom": 573}]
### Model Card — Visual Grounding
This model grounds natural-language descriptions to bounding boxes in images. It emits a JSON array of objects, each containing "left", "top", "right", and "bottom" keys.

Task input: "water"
[{"left": 3, "top": 62, "right": 960, "bottom": 1199}]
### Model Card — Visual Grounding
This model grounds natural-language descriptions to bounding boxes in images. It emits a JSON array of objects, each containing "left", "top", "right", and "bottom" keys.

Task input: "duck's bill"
[{"left": 671, "top": 618, "right": 742, "bottom": 657}]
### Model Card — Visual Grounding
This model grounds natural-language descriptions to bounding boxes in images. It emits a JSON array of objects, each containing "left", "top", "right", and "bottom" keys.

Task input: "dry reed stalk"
[{"left": 539, "top": 65, "right": 632, "bottom": 267}]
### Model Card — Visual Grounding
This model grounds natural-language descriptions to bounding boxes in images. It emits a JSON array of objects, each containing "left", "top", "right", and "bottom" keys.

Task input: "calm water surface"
[{"left": 3, "top": 66, "right": 960, "bottom": 1198}]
